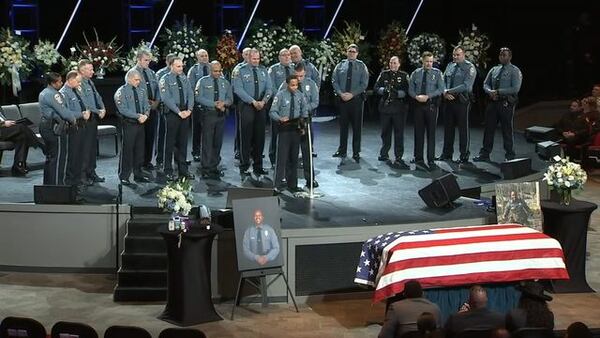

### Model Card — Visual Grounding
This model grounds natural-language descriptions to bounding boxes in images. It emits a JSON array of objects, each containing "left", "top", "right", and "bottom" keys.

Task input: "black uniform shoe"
[
  {"left": 473, "top": 155, "right": 490, "bottom": 162},
  {"left": 120, "top": 179, "right": 137, "bottom": 188},
  {"left": 193, "top": 155, "right": 201, "bottom": 162},
  {"left": 11, "top": 165, "right": 27, "bottom": 177},
  {"left": 90, "top": 173, "right": 105, "bottom": 183},
  {"left": 505, "top": 154, "right": 516, "bottom": 161},
  {"left": 414, "top": 161, "right": 429, "bottom": 171},
  {"left": 455, "top": 158, "right": 470, "bottom": 164},
  {"left": 288, "top": 186, "right": 304, "bottom": 194},
  {"left": 305, "top": 180, "right": 319, "bottom": 189},
  {"left": 143, "top": 163, "right": 155, "bottom": 171},
  {"left": 392, "top": 159, "right": 410, "bottom": 169},
  {"left": 180, "top": 172, "right": 195, "bottom": 180},
  {"left": 164, "top": 173, "right": 177, "bottom": 181},
  {"left": 352, "top": 154, "right": 361, "bottom": 163},
  {"left": 378, "top": 155, "right": 389, "bottom": 162},
  {"left": 134, "top": 176, "right": 152, "bottom": 183},
  {"left": 254, "top": 168, "right": 269, "bottom": 176},
  {"left": 332, "top": 151, "right": 346, "bottom": 158},
  {"left": 436, "top": 154, "right": 453, "bottom": 161}
]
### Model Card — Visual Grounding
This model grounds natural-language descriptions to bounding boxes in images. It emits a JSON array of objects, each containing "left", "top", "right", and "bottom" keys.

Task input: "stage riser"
[
  {"left": 126, "top": 219, "right": 165, "bottom": 236},
  {"left": 117, "top": 270, "right": 167, "bottom": 288},
  {"left": 121, "top": 253, "right": 167, "bottom": 270}
]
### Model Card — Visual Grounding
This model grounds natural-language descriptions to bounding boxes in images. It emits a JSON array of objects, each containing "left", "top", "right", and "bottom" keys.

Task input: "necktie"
[
  {"left": 213, "top": 77, "right": 220, "bottom": 101},
  {"left": 141, "top": 69, "right": 154, "bottom": 100},
  {"left": 345, "top": 61, "right": 353, "bottom": 92},
  {"left": 256, "top": 228, "right": 264, "bottom": 255},
  {"left": 284, "top": 66, "right": 290, "bottom": 78},
  {"left": 494, "top": 65, "right": 506, "bottom": 90},
  {"left": 420, "top": 69, "right": 428, "bottom": 95},
  {"left": 252, "top": 67, "right": 259, "bottom": 99},
  {"left": 203, "top": 64, "right": 208, "bottom": 77},
  {"left": 290, "top": 91, "right": 295, "bottom": 119},
  {"left": 72, "top": 88, "right": 86, "bottom": 111},
  {"left": 132, "top": 86, "right": 141, "bottom": 115},
  {"left": 175, "top": 75, "right": 186, "bottom": 109},
  {"left": 88, "top": 79, "right": 101, "bottom": 109},
  {"left": 450, "top": 63, "right": 460, "bottom": 88}
]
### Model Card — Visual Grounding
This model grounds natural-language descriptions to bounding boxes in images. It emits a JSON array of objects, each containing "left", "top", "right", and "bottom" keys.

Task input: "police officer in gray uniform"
[
  {"left": 195, "top": 61, "right": 233, "bottom": 179},
  {"left": 59, "top": 71, "right": 91, "bottom": 188},
  {"left": 232, "top": 48, "right": 273, "bottom": 177},
  {"left": 115, "top": 70, "right": 150, "bottom": 187},
  {"left": 159, "top": 57, "right": 195, "bottom": 180},
  {"left": 408, "top": 51, "right": 445, "bottom": 170},
  {"left": 332, "top": 44, "right": 369, "bottom": 162},
  {"left": 289, "top": 45, "right": 321, "bottom": 85},
  {"left": 188, "top": 49, "right": 211, "bottom": 162},
  {"left": 268, "top": 48, "right": 294, "bottom": 165},
  {"left": 439, "top": 46, "right": 476, "bottom": 163},
  {"left": 270, "top": 75, "right": 307, "bottom": 193},
  {"left": 374, "top": 56, "right": 410, "bottom": 168},
  {"left": 474, "top": 47, "right": 523, "bottom": 162},
  {"left": 155, "top": 53, "right": 177, "bottom": 169},
  {"left": 39, "top": 72, "right": 81, "bottom": 185},
  {"left": 77, "top": 59, "right": 106, "bottom": 184},
  {"left": 131, "top": 50, "right": 160, "bottom": 170},
  {"left": 233, "top": 47, "right": 252, "bottom": 160}
]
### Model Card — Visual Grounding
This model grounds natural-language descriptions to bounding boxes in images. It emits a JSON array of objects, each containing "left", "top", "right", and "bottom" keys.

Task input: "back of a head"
[
  {"left": 468, "top": 285, "right": 488, "bottom": 309},
  {"left": 566, "top": 322, "right": 593, "bottom": 338},
  {"left": 404, "top": 280, "right": 423, "bottom": 299},
  {"left": 417, "top": 312, "right": 437, "bottom": 334},
  {"left": 491, "top": 328, "right": 511, "bottom": 338}
]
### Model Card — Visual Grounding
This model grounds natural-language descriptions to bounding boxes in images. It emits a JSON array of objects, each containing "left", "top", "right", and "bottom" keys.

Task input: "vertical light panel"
[
  {"left": 56, "top": 0, "right": 83, "bottom": 50},
  {"left": 237, "top": 0, "right": 262, "bottom": 49},
  {"left": 149, "top": 0, "right": 175, "bottom": 48},
  {"left": 323, "top": 0, "right": 345, "bottom": 39},
  {"left": 406, "top": 0, "right": 425, "bottom": 36}
]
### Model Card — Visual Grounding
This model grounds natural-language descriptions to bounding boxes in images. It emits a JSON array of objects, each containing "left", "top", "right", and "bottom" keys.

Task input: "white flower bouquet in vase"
[
  {"left": 543, "top": 156, "right": 587, "bottom": 205},
  {"left": 157, "top": 178, "right": 194, "bottom": 231}
]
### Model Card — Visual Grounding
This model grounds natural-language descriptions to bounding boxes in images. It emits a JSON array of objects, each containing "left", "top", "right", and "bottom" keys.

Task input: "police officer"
[
  {"left": 114, "top": 70, "right": 151, "bottom": 187},
  {"left": 289, "top": 45, "right": 320, "bottom": 85},
  {"left": 268, "top": 48, "right": 293, "bottom": 166},
  {"left": 474, "top": 47, "right": 523, "bottom": 162},
  {"left": 59, "top": 71, "right": 91, "bottom": 188},
  {"left": 188, "top": 49, "right": 211, "bottom": 162},
  {"left": 374, "top": 56, "right": 410, "bottom": 169},
  {"left": 159, "top": 57, "right": 195, "bottom": 181},
  {"left": 233, "top": 47, "right": 252, "bottom": 160},
  {"left": 77, "top": 59, "right": 106, "bottom": 184},
  {"left": 39, "top": 72, "right": 81, "bottom": 185},
  {"left": 439, "top": 46, "right": 476, "bottom": 164},
  {"left": 131, "top": 50, "right": 160, "bottom": 170},
  {"left": 232, "top": 48, "right": 273, "bottom": 177},
  {"left": 332, "top": 44, "right": 369, "bottom": 163},
  {"left": 195, "top": 61, "right": 233, "bottom": 179},
  {"left": 269, "top": 75, "right": 307, "bottom": 193},
  {"left": 155, "top": 53, "right": 177, "bottom": 169},
  {"left": 408, "top": 51, "right": 445, "bottom": 171}
]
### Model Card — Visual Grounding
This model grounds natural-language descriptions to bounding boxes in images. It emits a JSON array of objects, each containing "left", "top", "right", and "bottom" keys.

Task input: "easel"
[{"left": 230, "top": 266, "right": 298, "bottom": 320}]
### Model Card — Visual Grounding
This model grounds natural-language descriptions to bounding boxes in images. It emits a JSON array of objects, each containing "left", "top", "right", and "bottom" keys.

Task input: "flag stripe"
[{"left": 390, "top": 232, "right": 551, "bottom": 251}]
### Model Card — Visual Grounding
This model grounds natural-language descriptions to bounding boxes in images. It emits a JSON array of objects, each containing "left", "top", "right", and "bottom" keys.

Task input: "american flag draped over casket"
[{"left": 354, "top": 224, "right": 569, "bottom": 302}]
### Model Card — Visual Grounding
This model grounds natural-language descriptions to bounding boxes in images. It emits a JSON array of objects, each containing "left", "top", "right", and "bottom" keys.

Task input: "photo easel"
[{"left": 230, "top": 267, "right": 298, "bottom": 320}]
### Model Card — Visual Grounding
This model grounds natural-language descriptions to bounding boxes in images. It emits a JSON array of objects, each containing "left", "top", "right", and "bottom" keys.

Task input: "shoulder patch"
[
  {"left": 54, "top": 93, "right": 63, "bottom": 105},
  {"left": 469, "top": 66, "right": 476, "bottom": 76},
  {"left": 232, "top": 68, "right": 240, "bottom": 78},
  {"left": 115, "top": 89, "right": 123, "bottom": 104},
  {"left": 272, "top": 96, "right": 278, "bottom": 104}
]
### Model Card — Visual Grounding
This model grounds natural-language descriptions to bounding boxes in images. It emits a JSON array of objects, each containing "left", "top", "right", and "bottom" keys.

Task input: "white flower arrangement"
[
  {"left": 273, "top": 18, "right": 307, "bottom": 55},
  {"left": 543, "top": 156, "right": 587, "bottom": 192},
  {"left": 307, "top": 39, "right": 336, "bottom": 81},
  {"left": 157, "top": 178, "right": 194, "bottom": 216},
  {"left": 0, "top": 28, "right": 32, "bottom": 87},
  {"left": 407, "top": 33, "right": 446, "bottom": 67},
  {"left": 121, "top": 40, "right": 160, "bottom": 72},
  {"left": 245, "top": 22, "right": 278, "bottom": 65},
  {"left": 33, "top": 40, "right": 63, "bottom": 70},
  {"left": 456, "top": 24, "right": 491, "bottom": 69},
  {"left": 159, "top": 16, "right": 204, "bottom": 68}
]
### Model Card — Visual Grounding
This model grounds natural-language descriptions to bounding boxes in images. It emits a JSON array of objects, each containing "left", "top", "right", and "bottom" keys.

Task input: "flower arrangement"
[
  {"left": 307, "top": 38, "right": 336, "bottom": 81},
  {"left": 215, "top": 30, "right": 240, "bottom": 74},
  {"left": 0, "top": 28, "right": 32, "bottom": 91},
  {"left": 160, "top": 16, "right": 205, "bottom": 68},
  {"left": 121, "top": 40, "right": 160, "bottom": 72},
  {"left": 543, "top": 156, "right": 588, "bottom": 205},
  {"left": 245, "top": 21, "right": 278, "bottom": 65},
  {"left": 331, "top": 21, "right": 371, "bottom": 64},
  {"left": 77, "top": 29, "right": 123, "bottom": 73},
  {"left": 456, "top": 24, "right": 491, "bottom": 69},
  {"left": 273, "top": 18, "right": 308, "bottom": 53},
  {"left": 157, "top": 177, "right": 194, "bottom": 216},
  {"left": 376, "top": 21, "right": 407, "bottom": 68},
  {"left": 407, "top": 33, "right": 446, "bottom": 67},
  {"left": 33, "top": 40, "right": 63, "bottom": 73}
]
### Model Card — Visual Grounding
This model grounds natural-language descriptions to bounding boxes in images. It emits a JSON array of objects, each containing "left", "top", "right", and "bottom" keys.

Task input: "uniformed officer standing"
[
  {"left": 439, "top": 46, "right": 476, "bottom": 163},
  {"left": 155, "top": 53, "right": 177, "bottom": 169},
  {"left": 269, "top": 75, "right": 308, "bottom": 193},
  {"left": 408, "top": 51, "right": 445, "bottom": 170},
  {"left": 268, "top": 48, "right": 293, "bottom": 165},
  {"left": 474, "top": 47, "right": 523, "bottom": 162},
  {"left": 132, "top": 50, "right": 160, "bottom": 170},
  {"left": 114, "top": 70, "right": 150, "bottom": 187},
  {"left": 59, "top": 71, "right": 91, "bottom": 188},
  {"left": 289, "top": 45, "right": 321, "bottom": 85},
  {"left": 233, "top": 47, "right": 252, "bottom": 160},
  {"left": 195, "top": 61, "right": 233, "bottom": 179},
  {"left": 332, "top": 44, "right": 369, "bottom": 163},
  {"left": 232, "top": 48, "right": 273, "bottom": 177},
  {"left": 77, "top": 59, "right": 106, "bottom": 184},
  {"left": 159, "top": 57, "right": 195, "bottom": 180},
  {"left": 188, "top": 49, "right": 211, "bottom": 162},
  {"left": 38, "top": 72, "right": 81, "bottom": 185},
  {"left": 374, "top": 56, "right": 410, "bottom": 168}
]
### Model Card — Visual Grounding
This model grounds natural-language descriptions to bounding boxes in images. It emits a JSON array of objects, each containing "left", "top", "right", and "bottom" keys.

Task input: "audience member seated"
[
  {"left": 379, "top": 280, "right": 443, "bottom": 338},
  {"left": 555, "top": 100, "right": 583, "bottom": 138},
  {"left": 565, "top": 322, "right": 593, "bottom": 338},
  {"left": 506, "top": 281, "right": 554, "bottom": 332},
  {"left": 444, "top": 285, "right": 505, "bottom": 338},
  {"left": 591, "top": 84, "right": 600, "bottom": 109},
  {"left": 417, "top": 312, "right": 444, "bottom": 338},
  {"left": 491, "top": 328, "right": 511, "bottom": 338},
  {"left": 561, "top": 96, "right": 598, "bottom": 160},
  {"left": 0, "top": 106, "right": 45, "bottom": 176}
]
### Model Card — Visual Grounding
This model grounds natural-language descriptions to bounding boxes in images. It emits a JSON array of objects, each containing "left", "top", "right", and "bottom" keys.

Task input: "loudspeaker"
[
  {"left": 418, "top": 173, "right": 461, "bottom": 208},
  {"left": 536, "top": 141, "right": 561, "bottom": 160},
  {"left": 500, "top": 158, "right": 532, "bottom": 179},
  {"left": 34, "top": 185, "right": 77, "bottom": 204},
  {"left": 524, "top": 126, "right": 557, "bottom": 142}
]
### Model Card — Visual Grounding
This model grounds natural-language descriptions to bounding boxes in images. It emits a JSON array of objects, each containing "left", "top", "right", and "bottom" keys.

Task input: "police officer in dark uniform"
[
  {"left": 78, "top": 59, "right": 106, "bottom": 184},
  {"left": 114, "top": 70, "right": 151, "bottom": 187},
  {"left": 374, "top": 56, "right": 410, "bottom": 168},
  {"left": 332, "top": 44, "right": 369, "bottom": 163},
  {"left": 59, "top": 71, "right": 91, "bottom": 188},
  {"left": 269, "top": 75, "right": 307, "bottom": 193},
  {"left": 39, "top": 72, "right": 81, "bottom": 185},
  {"left": 159, "top": 57, "right": 195, "bottom": 181},
  {"left": 474, "top": 47, "right": 523, "bottom": 162},
  {"left": 232, "top": 48, "right": 273, "bottom": 177},
  {"left": 408, "top": 51, "right": 445, "bottom": 170},
  {"left": 439, "top": 46, "right": 476, "bottom": 164},
  {"left": 188, "top": 49, "right": 211, "bottom": 162},
  {"left": 268, "top": 48, "right": 293, "bottom": 166},
  {"left": 195, "top": 61, "right": 233, "bottom": 179},
  {"left": 155, "top": 53, "right": 177, "bottom": 169}
]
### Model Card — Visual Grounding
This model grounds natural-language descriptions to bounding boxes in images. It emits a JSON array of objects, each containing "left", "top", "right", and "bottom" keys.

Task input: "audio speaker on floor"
[
  {"left": 34, "top": 185, "right": 77, "bottom": 204},
  {"left": 536, "top": 141, "right": 561, "bottom": 160},
  {"left": 500, "top": 158, "right": 532, "bottom": 179},
  {"left": 418, "top": 173, "right": 461, "bottom": 208}
]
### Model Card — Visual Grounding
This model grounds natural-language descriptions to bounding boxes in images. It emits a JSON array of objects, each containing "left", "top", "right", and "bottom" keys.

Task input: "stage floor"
[{"left": 0, "top": 117, "right": 548, "bottom": 229}]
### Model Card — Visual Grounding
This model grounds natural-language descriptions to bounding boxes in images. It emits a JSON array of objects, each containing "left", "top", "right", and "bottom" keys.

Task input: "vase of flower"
[
  {"left": 552, "top": 189, "right": 572, "bottom": 206},
  {"left": 95, "top": 67, "right": 105, "bottom": 80},
  {"left": 544, "top": 156, "right": 587, "bottom": 207}
]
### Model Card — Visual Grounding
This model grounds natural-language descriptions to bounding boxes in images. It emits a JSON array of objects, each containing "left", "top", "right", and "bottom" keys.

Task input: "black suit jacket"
[{"left": 444, "top": 307, "right": 505, "bottom": 338}]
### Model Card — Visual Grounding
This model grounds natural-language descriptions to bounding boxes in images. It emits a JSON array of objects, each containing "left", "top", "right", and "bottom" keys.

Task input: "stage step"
[
  {"left": 124, "top": 236, "right": 165, "bottom": 253},
  {"left": 116, "top": 269, "right": 167, "bottom": 287},
  {"left": 125, "top": 219, "right": 166, "bottom": 236},
  {"left": 121, "top": 252, "right": 167, "bottom": 270},
  {"left": 113, "top": 286, "right": 167, "bottom": 302}
]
